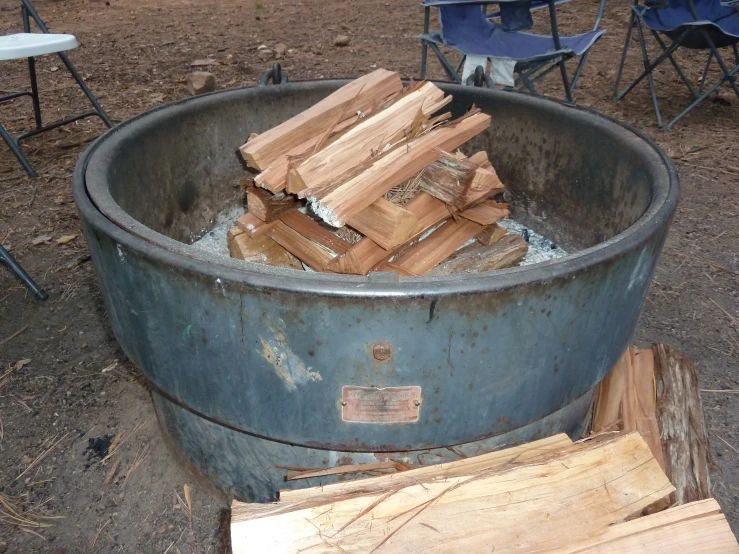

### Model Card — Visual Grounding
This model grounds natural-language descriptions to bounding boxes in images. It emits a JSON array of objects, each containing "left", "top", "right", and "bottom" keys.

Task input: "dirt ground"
[{"left": 1, "top": 0, "right": 738, "bottom": 551}]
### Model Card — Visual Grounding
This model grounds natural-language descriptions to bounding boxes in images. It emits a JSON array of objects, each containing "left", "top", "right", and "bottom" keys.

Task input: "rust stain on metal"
[
  {"left": 341, "top": 386, "right": 422, "bottom": 423},
  {"left": 372, "top": 342, "right": 393, "bottom": 361}
]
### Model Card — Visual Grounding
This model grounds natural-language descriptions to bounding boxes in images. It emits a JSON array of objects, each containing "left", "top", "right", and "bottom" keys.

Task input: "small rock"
[
  {"left": 0, "top": 540, "right": 7, "bottom": 553},
  {"left": 257, "top": 44, "right": 268, "bottom": 50},
  {"left": 257, "top": 48, "right": 274, "bottom": 61},
  {"left": 186, "top": 72, "right": 216, "bottom": 95},
  {"left": 274, "top": 43, "right": 288, "bottom": 56},
  {"left": 334, "top": 35, "right": 350, "bottom": 47}
]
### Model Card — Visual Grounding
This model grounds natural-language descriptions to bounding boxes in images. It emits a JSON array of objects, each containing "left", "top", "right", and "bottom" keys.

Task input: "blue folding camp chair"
[
  {"left": 614, "top": 0, "right": 739, "bottom": 128},
  {"left": 419, "top": 0, "right": 607, "bottom": 102}
]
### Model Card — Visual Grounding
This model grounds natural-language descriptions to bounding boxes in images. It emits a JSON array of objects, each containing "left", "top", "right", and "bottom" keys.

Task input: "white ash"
[
  {"left": 189, "top": 205, "right": 245, "bottom": 254},
  {"left": 497, "top": 219, "right": 567, "bottom": 265}
]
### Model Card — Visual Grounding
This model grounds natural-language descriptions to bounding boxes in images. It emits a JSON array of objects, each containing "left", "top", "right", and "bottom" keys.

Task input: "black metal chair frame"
[
  {"left": 614, "top": 0, "right": 739, "bottom": 129},
  {"left": 0, "top": 0, "right": 113, "bottom": 177},
  {"left": 419, "top": 0, "right": 607, "bottom": 103},
  {"left": 0, "top": 244, "right": 48, "bottom": 300}
]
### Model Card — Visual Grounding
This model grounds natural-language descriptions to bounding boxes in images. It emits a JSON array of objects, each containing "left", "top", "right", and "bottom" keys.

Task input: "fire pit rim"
[{"left": 75, "top": 80, "right": 679, "bottom": 297}]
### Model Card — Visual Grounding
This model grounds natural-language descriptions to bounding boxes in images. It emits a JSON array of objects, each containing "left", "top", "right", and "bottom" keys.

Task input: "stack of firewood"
[{"left": 228, "top": 68, "right": 528, "bottom": 276}]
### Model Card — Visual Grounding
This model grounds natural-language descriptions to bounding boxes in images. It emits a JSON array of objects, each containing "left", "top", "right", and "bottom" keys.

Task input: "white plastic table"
[{"left": 0, "top": 32, "right": 77, "bottom": 61}]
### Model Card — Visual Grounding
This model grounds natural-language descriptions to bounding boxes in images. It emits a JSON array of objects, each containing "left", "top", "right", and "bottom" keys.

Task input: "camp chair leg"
[
  {"left": 699, "top": 29, "right": 739, "bottom": 98},
  {"left": 663, "top": 64, "right": 739, "bottom": 128},
  {"left": 698, "top": 51, "right": 713, "bottom": 96},
  {"left": 455, "top": 55, "right": 467, "bottom": 75},
  {"left": 0, "top": 121, "right": 37, "bottom": 177},
  {"left": 651, "top": 30, "right": 698, "bottom": 99},
  {"left": 614, "top": 11, "right": 636, "bottom": 98},
  {"left": 635, "top": 15, "right": 664, "bottom": 127},
  {"left": 546, "top": 0, "right": 573, "bottom": 102},
  {"left": 428, "top": 42, "right": 462, "bottom": 82},
  {"left": 0, "top": 244, "right": 48, "bottom": 301},
  {"left": 571, "top": 52, "right": 590, "bottom": 91},
  {"left": 733, "top": 42, "right": 739, "bottom": 65},
  {"left": 421, "top": 6, "right": 430, "bottom": 79}
]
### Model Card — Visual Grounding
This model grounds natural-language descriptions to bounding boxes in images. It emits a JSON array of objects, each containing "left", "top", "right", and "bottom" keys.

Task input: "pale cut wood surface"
[
  {"left": 230, "top": 433, "right": 674, "bottom": 554},
  {"left": 545, "top": 499, "right": 739, "bottom": 553},
  {"left": 392, "top": 218, "right": 483, "bottom": 276},
  {"left": 428, "top": 234, "right": 528, "bottom": 275},
  {"left": 227, "top": 227, "right": 302, "bottom": 269},
  {"left": 240, "top": 68, "right": 403, "bottom": 170},
  {"left": 236, "top": 212, "right": 275, "bottom": 238},
  {"left": 279, "top": 210, "right": 352, "bottom": 255},
  {"left": 324, "top": 192, "right": 452, "bottom": 275},
  {"left": 266, "top": 221, "right": 335, "bottom": 271},
  {"left": 346, "top": 198, "right": 419, "bottom": 250},
  {"left": 308, "top": 112, "right": 491, "bottom": 227},
  {"left": 460, "top": 200, "right": 510, "bottom": 225},
  {"left": 290, "top": 81, "right": 448, "bottom": 194}
]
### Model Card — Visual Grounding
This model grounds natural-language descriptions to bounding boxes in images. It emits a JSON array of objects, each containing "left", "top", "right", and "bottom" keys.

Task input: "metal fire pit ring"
[{"left": 74, "top": 80, "right": 678, "bottom": 501}]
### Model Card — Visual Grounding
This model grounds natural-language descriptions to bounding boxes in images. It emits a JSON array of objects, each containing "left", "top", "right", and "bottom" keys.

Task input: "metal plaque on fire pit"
[{"left": 341, "top": 386, "right": 422, "bottom": 423}]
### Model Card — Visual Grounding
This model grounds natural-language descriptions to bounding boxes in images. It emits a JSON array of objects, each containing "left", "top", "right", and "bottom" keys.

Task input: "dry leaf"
[
  {"left": 56, "top": 234, "right": 78, "bottom": 245},
  {"left": 31, "top": 235, "right": 52, "bottom": 245},
  {"left": 13, "top": 359, "right": 31, "bottom": 370},
  {"left": 101, "top": 360, "right": 118, "bottom": 373},
  {"left": 50, "top": 66, "right": 59, "bottom": 72}
]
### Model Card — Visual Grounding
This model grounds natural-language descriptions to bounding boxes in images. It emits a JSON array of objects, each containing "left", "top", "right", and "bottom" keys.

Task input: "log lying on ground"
[
  {"left": 592, "top": 344, "right": 711, "bottom": 506},
  {"left": 230, "top": 433, "right": 676, "bottom": 553},
  {"left": 305, "top": 111, "right": 491, "bottom": 227},
  {"left": 247, "top": 188, "right": 299, "bottom": 223},
  {"left": 240, "top": 68, "right": 403, "bottom": 171},
  {"left": 228, "top": 227, "right": 302, "bottom": 269},
  {"left": 547, "top": 499, "right": 739, "bottom": 554},
  {"left": 428, "top": 233, "right": 528, "bottom": 276}
]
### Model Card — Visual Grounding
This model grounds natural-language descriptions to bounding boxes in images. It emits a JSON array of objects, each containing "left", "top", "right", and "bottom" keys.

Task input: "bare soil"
[{"left": 1, "top": 0, "right": 738, "bottom": 551}]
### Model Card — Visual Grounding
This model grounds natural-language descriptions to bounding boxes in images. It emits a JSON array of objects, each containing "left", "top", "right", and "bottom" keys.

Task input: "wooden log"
[
  {"left": 239, "top": 69, "right": 403, "bottom": 171},
  {"left": 324, "top": 192, "right": 452, "bottom": 275},
  {"left": 277, "top": 434, "right": 573, "bottom": 508},
  {"left": 476, "top": 223, "right": 507, "bottom": 246},
  {"left": 266, "top": 221, "right": 335, "bottom": 271},
  {"left": 236, "top": 212, "right": 275, "bottom": 238},
  {"left": 546, "top": 499, "right": 739, "bottom": 553},
  {"left": 418, "top": 154, "right": 477, "bottom": 206},
  {"left": 428, "top": 234, "right": 528, "bottom": 276},
  {"left": 346, "top": 198, "right": 418, "bottom": 250},
  {"left": 652, "top": 343, "right": 711, "bottom": 505},
  {"left": 289, "top": 82, "right": 450, "bottom": 195},
  {"left": 246, "top": 188, "right": 299, "bottom": 223},
  {"left": 391, "top": 218, "right": 483, "bottom": 276},
  {"left": 592, "top": 345, "right": 711, "bottom": 507},
  {"left": 459, "top": 200, "right": 510, "bottom": 225},
  {"left": 279, "top": 210, "right": 352, "bottom": 255},
  {"left": 306, "top": 111, "right": 491, "bottom": 227},
  {"left": 230, "top": 433, "right": 674, "bottom": 554},
  {"left": 227, "top": 227, "right": 302, "bottom": 270}
]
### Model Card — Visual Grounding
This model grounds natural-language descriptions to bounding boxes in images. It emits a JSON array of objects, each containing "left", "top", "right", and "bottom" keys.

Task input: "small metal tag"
[{"left": 341, "top": 386, "right": 422, "bottom": 423}]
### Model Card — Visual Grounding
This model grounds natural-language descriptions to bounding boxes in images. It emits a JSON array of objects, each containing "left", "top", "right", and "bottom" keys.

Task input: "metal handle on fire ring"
[
  {"left": 260, "top": 63, "right": 289, "bottom": 86},
  {"left": 465, "top": 65, "right": 494, "bottom": 88}
]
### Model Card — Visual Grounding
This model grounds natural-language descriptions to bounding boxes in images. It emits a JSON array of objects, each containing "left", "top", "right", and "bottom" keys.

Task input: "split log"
[
  {"left": 345, "top": 198, "right": 418, "bottom": 250},
  {"left": 476, "top": 223, "right": 507, "bottom": 246},
  {"left": 288, "top": 81, "right": 450, "bottom": 194},
  {"left": 240, "top": 68, "right": 403, "bottom": 171},
  {"left": 266, "top": 221, "right": 335, "bottom": 271},
  {"left": 324, "top": 192, "right": 453, "bottom": 275},
  {"left": 547, "top": 499, "right": 738, "bottom": 554},
  {"left": 459, "top": 200, "right": 509, "bottom": 225},
  {"left": 230, "top": 433, "right": 673, "bottom": 554},
  {"left": 420, "top": 151, "right": 504, "bottom": 210},
  {"left": 246, "top": 188, "right": 299, "bottom": 223},
  {"left": 652, "top": 343, "right": 711, "bottom": 505},
  {"left": 228, "top": 227, "right": 302, "bottom": 270},
  {"left": 305, "top": 111, "right": 491, "bottom": 227},
  {"left": 391, "top": 218, "right": 484, "bottom": 276},
  {"left": 428, "top": 234, "right": 528, "bottom": 276},
  {"left": 279, "top": 210, "right": 352, "bottom": 255},
  {"left": 236, "top": 212, "right": 275, "bottom": 238},
  {"left": 592, "top": 345, "right": 711, "bottom": 506}
]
